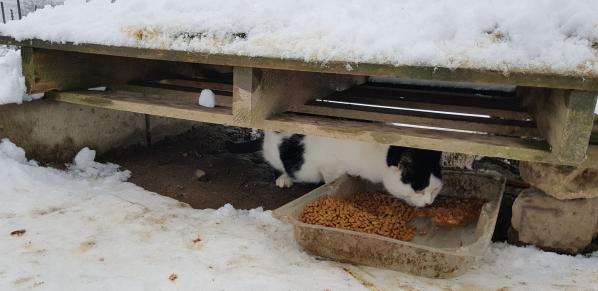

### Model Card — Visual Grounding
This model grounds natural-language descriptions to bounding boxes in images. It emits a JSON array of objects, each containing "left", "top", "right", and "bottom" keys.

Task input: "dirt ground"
[{"left": 100, "top": 124, "right": 318, "bottom": 210}]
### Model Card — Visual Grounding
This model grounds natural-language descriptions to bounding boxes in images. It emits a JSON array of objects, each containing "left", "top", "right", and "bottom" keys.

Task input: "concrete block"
[
  {"left": 0, "top": 100, "right": 146, "bottom": 162},
  {"left": 520, "top": 161, "right": 598, "bottom": 199},
  {"left": 511, "top": 188, "right": 598, "bottom": 254},
  {"left": 148, "top": 116, "right": 199, "bottom": 144}
]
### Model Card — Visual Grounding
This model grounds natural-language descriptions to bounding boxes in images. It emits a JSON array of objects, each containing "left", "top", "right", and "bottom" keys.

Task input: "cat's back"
[{"left": 303, "top": 135, "right": 389, "bottom": 180}]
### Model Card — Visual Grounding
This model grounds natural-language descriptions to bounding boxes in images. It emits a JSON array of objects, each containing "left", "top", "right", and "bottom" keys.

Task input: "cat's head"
[{"left": 383, "top": 147, "right": 443, "bottom": 207}]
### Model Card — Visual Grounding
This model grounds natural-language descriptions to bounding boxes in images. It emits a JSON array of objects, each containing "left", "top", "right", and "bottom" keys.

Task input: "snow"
[
  {"left": 0, "top": 48, "right": 27, "bottom": 105},
  {"left": 0, "top": 139, "right": 597, "bottom": 291},
  {"left": 198, "top": 89, "right": 216, "bottom": 108},
  {"left": 0, "top": 0, "right": 597, "bottom": 77},
  {"left": 0, "top": 47, "right": 43, "bottom": 105}
]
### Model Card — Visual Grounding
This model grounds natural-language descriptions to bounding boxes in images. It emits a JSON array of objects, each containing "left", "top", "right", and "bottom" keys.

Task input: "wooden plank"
[
  {"left": 46, "top": 90, "right": 234, "bottom": 126},
  {"left": 232, "top": 67, "right": 365, "bottom": 125},
  {"left": 259, "top": 113, "right": 555, "bottom": 163},
  {"left": 127, "top": 81, "right": 233, "bottom": 97},
  {"left": 325, "top": 90, "right": 531, "bottom": 120},
  {"left": 3, "top": 36, "right": 598, "bottom": 91},
  {"left": 522, "top": 87, "right": 597, "bottom": 163},
  {"left": 111, "top": 84, "right": 232, "bottom": 107},
  {"left": 343, "top": 86, "right": 524, "bottom": 110},
  {"left": 260, "top": 113, "right": 598, "bottom": 168},
  {"left": 295, "top": 101, "right": 539, "bottom": 137},
  {"left": 20, "top": 47, "right": 209, "bottom": 94},
  {"left": 365, "top": 80, "right": 517, "bottom": 98},
  {"left": 157, "top": 79, "right": 233, "bottom": 92}
]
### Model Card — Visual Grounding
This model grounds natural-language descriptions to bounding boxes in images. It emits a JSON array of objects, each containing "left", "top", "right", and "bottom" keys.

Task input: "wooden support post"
[
  {"left": 232, "top": 67, "right": 364, "bottom": 126},
  {"left": 20, "top": 47, "right": 206, "bottom": 94},
  {"left": 522, "top": 87, "right": 597, "bottom": 163}
]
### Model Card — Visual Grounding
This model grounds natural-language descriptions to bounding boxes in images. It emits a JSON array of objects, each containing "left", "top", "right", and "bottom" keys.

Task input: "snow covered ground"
[
  {"left": 0, "top": 138, "right": 596, "bottom": 291},
  {"left": 1, "top": 0, "right": 597, "bottom": 77}
]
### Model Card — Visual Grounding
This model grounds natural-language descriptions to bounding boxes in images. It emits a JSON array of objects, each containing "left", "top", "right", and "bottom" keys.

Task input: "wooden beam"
[
  {"left": 20, "top": 47, "right": 208, "bottom": 94},
  {"left": 261, "top": 113, "right": 598, "bottom": 168},
  {"left": 522, "top": 88, "right": 597, "bottom": 163},
  {"left": 262, "top": 113, "right": 552, "bottom": 162},
  {"left": 295, "top": 101, "right": 539, "bottom": 137},
  {"left": 46, "top": 90, "right": 234, "bottom": 126},
  {"left": 110, "top": 84, "right": 232, "bottom": 107},
  {"left": 3, "top": 36, "right": 598, "bottom": 91},
  {"left": 325, "top": 89, "right": 531, "bottom": 120},
  {"left": 232, "top": 67, "right": 364, "bottom": 126}
]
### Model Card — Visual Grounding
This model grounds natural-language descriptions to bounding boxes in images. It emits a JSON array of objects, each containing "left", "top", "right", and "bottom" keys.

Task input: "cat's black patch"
[
  {"left": 386, "top": 146, "right": 406, "bottom": 167},
  {"left": 279, "top": 134, "right": 306, "bottom": 179},
  {"left": 387, "top": 146, "right": 442, "bottom": 192},
  {"left": 225, "top": 137, "right": 264, "bottom": 154}
]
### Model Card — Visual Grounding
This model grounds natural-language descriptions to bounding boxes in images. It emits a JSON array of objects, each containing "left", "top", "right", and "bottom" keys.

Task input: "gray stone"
[
  {"left": 519, "top": 161, "right": 598, "bottom": 200},
  {"left": 511, "top": 188, "right": 598, "bottom": 254},
  {"left": 194, "top": 169, "right": 206, "bottom": 179}
]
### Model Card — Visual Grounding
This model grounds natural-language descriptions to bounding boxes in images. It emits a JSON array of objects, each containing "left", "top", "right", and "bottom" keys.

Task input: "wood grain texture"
[
  {"left": 232, "top": 67, "right": 364, "bottom": 125},
  {"left": 46, "top": 90, "right": 234, "bottom": 126},
  {"left": 522, "top": 87, "right": 597, "bottom": 163},
  {"left": 20, "top": 47, "right": 207, "bottom": 94},
  {"left": 295, "top": 101, "right": 539, "bottom": 137},
  {"left": 4, "top": 36, "right": 598, "bottom": 90}
]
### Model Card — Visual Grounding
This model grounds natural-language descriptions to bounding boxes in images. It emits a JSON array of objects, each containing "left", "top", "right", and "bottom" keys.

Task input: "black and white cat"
[{"left": 257, "top": 131, "right": 443, "bottom": 207}]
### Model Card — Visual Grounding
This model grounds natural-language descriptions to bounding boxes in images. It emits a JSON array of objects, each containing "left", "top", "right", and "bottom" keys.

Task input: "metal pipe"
[
  {"left": 0, "top": 2, "right": 5, "bottom": 24},
  {"left": 16, "top": 0, "right": 21, "bottom": 19}
]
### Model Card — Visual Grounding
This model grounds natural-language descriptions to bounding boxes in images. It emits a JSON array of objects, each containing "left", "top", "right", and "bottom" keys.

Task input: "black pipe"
[
  {"left": 16, "top": 0, "right": 21, "bottom": 19},
  {"left": 0, "top": 2, "right": 5, "bottom": 24}
]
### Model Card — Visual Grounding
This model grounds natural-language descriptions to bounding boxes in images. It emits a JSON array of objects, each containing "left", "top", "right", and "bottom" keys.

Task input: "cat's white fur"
[{"left": 263, "top": 132, "right": 442, "bottom": 207}]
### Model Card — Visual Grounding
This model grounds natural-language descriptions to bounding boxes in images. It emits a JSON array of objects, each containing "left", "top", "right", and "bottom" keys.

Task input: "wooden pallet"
[
  {"left": 44, "top": 76, "right": 598, "bottom": 168},
  {"left": 4, "top": 37, "right": 598, "bottom": 168}
]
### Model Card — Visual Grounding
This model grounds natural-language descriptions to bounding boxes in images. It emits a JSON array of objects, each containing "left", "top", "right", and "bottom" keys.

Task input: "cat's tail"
[{"left": 226, "top": 137, "right": 264, "bottom": 154}]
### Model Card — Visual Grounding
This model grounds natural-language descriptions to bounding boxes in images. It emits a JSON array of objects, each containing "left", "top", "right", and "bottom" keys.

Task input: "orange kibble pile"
[{"left": 299, "top": 192, "right": 485, "bottom": 242}]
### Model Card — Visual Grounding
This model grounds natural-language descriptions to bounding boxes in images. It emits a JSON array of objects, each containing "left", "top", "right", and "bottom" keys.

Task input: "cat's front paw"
[{"left": 275, "top": 174, "right": 294, "bottom": 188}]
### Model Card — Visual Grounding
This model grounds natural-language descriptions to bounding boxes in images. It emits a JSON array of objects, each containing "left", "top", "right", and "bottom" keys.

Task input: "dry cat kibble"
[{"left": 299, "top": 192, "right": 485, "bottom": 241}]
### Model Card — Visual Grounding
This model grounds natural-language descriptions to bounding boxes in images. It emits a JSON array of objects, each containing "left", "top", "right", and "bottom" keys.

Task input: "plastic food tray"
[{"left": 273, "top": 170, "right": 505, "bottom": 278}]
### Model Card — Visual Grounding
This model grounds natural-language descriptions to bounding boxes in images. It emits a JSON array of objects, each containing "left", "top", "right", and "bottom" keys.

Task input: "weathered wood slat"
[
  {"left": 340, "top": 86, "right": 525, "bottom": 110},
  {"left": 111, "top": 84, "right": 233, "bottom": 107},
  {"left": 3, "top": 36, "right": 598, "bottom": 91},
  {"left": 260, "top": 113, "right": 553, "bottom": 161},
  {"left": 295, "top": 101, "right": 539, "bottom": 137},
  {"left": 46, "top": 90, "right": 234, "bottom": 126},
  {"left": 156, "top": 79, "right": 233, "bottom": 92},
  {"left": 324, "top": 89, "right": 531, "bottom": 120},
  {"left": 364, "top": 81, "right": 516, "bottom": 98},
  {"left": 232, "top": 67, "right": 364, "bottom": 126},
  {"left": 522, "top": 87, "right": 597, "bottom": 163},
  {"left": 260, "top": 113, "right": 598, "bottom": 168},
  {"left": 21, "top": 47, "right": 207, "bottom": 94}
]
